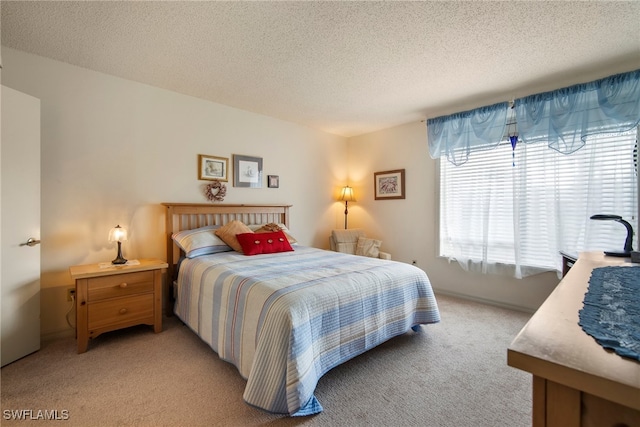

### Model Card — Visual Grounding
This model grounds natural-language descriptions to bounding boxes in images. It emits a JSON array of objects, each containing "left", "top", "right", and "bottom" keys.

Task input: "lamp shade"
[
  {"left": 339, "top": 186, "right": 356, "bottom": 202},
  {"left": 108, "top": 225, "right": 128, "bottom": 242}
]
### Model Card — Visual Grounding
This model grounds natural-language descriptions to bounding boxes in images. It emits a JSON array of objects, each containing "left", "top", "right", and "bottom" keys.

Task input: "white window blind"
[{"left": 439, "top": 128, "right": 638, "bottom": 277}]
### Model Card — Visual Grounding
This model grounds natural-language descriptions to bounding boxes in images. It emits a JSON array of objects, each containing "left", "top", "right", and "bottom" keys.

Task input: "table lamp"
[
  {"left": 589, "top": 214, "right": 633, "bottom": 257},
  {"left": 108, "top": 224, "right": 128, "bottom": 264}
]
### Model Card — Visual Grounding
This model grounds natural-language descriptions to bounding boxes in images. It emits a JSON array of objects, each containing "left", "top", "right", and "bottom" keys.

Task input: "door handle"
[{"left": 20, "top": 237, "right": 41, "bottom": 247}]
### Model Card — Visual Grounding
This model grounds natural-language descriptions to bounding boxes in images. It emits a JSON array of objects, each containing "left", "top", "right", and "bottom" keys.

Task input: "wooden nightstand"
[{"left": 69, "top": 258, "right": 168, "bottom": 354}]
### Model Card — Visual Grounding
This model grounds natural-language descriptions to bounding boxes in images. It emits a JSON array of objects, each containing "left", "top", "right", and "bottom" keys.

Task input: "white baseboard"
[{"left": 433, "top": 289, "right": 536, "bottom": 314}]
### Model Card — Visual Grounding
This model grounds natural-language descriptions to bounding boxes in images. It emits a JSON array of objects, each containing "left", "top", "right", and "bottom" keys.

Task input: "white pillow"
[
  {"left": 355, "top": 236, "right": 381, "bottom": 258},
  {"left": 172, "top": 225, "right": 232, "bottom": 258}
]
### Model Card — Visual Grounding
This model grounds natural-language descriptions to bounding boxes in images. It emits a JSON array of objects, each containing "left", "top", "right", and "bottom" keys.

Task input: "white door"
[{"left": 1, "top": 85, "right": 41, "bottom": 367}]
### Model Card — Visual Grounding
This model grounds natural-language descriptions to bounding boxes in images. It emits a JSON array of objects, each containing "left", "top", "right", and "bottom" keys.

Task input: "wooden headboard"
[{"left": 162, "top": 203, "right": 291, "bottom": 280}]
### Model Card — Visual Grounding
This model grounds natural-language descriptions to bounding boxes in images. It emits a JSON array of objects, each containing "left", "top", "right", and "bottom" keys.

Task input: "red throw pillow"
[{"left": 236, "top": 231, "right": 294, "bottom": 256}]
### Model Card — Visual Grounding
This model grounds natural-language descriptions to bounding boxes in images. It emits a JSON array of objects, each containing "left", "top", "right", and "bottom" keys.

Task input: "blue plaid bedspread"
[{"left": 174, "top": 246, "right": 440, "bottom": 415}]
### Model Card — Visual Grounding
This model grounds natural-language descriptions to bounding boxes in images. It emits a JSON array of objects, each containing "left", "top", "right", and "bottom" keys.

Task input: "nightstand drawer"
[
  {"left": 87, "top": 271, "right": 154, "bottom": 301},
  {"left": 88, "top": 293, "right": 154, "bottom": 330}
]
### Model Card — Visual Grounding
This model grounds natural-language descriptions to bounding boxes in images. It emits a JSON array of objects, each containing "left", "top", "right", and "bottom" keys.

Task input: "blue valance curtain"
[
  {"left": 428, "top": 69, "right": 640, "bottom": 164},
  {"left": 515, "top": 69, "right": 640, "bottom": 154},
  {"left": 427, "top": 102, "right": 508, "bottom": 166}
]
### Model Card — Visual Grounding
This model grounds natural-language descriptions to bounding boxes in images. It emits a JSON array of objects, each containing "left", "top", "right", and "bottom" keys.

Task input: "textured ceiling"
[{"left": 2, "top": 1, "right": 639, "bottom": 137}]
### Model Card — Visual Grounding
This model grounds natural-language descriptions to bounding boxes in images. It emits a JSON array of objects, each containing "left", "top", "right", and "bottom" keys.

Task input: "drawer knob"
[
  {"left": 119, "top": 308, "right": 127, "bottom": 315},
  {"left": 119, "top": 282, "right": 128, "bottom": 288}
]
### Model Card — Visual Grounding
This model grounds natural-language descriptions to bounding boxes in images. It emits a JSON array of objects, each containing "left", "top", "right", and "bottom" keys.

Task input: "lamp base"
[
  {"left": 604, "top": 251, "right": 631, "bottom": 258},
  {"left": 112, "top": 242, "right": 127, "bottom": 264}
]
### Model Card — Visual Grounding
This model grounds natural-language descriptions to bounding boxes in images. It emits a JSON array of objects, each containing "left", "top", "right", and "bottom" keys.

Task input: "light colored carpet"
[{"left": 1, "top": 294, "right": 533, "bottom": 426}]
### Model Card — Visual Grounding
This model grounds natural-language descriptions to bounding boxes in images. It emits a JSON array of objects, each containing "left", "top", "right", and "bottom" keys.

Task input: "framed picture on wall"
[
  {"left": 374, "top": 169, "right": 405, "bottom": 200},
  {"left": 198, "top": 154, "right": 229, "bottom": 182},
  {"left": 233, "top": 154, "right": 263, "bottom": 188},
  {"left": 268, "top": 175, "right": 279, "bottom": 188}
]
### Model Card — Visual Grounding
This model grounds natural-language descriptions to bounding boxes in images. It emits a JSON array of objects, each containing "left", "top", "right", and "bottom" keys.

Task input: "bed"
[{"left": 163, "top": 203, "right": 440, "bottom": 416}]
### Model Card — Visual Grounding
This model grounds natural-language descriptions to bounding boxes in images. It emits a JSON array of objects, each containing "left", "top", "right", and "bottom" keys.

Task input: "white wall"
[
  {"left": 5, "top": 46, "right": 617, "bottom": 336},
  {"left": 347, "top": 121, "right": 559, "bottom": 312},
  {"left": 2, "top": 48, "right": 349, "bottom": 338}
]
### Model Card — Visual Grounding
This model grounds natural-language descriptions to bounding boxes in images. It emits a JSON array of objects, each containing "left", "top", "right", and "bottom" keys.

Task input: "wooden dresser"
[
  {"left": 508, "top": 252, "right": 640, "bottom": 427},
  {"left": 69, "top": 258, "right": 168, "bottom": 354}
]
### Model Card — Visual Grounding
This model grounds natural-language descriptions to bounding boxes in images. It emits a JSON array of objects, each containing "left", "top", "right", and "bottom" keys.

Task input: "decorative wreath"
[{"left": 204, "top": 180, "right": 227, "bottom": 202}]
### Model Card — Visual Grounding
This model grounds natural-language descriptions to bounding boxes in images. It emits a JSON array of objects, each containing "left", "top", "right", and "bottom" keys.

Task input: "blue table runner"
[{"left": 578, "top": 266, "right": 640, "bottom": 361}]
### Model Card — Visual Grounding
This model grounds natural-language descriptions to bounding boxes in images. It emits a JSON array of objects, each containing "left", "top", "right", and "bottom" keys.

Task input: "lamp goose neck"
[
  {"left": 589, "top": 214, "right": 634, "bottom": 256},
  {"left": 616, "top": 218, "right": 634, "bottom": 253}
]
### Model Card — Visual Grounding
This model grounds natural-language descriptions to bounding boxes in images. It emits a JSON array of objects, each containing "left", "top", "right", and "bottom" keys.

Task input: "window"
[{"left": 439, "top": 127, "right": 638, "bottom": 277}]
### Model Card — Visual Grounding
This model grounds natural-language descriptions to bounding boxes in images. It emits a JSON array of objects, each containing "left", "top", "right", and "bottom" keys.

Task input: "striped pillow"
[{"left": 172, "top": 225, "right": 232, "bottom": 258}]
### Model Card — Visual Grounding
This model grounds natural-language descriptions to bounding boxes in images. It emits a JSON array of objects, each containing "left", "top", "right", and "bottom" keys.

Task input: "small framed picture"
[
  {"left": 374, "top": 169, "right": 405, "bottom": 200},
  {"left": 268, "top": 175, "right": 279, "bottom": 188},
  {"left": 198, "top": 155, "right": 228, "bottom": 182},
  {"left": 233, "top": 154, "right": 263, "bottom": 188}
]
